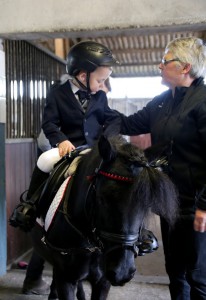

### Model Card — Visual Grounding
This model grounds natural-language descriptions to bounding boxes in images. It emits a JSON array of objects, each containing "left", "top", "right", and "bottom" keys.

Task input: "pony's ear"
[
  {"left": 98, "top": 135, "right": 116, "bottom": 162},
  {"left": 144, "top": 141, "right": 172, "bottom": 162}
]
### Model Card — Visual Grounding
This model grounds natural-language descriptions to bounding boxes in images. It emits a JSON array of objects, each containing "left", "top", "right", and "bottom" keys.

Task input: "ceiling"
[{"left": 35, "top": 27, "right": 206, "bottom": 78}]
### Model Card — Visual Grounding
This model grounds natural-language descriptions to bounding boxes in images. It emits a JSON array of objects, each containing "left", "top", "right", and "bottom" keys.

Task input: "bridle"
[
  {"left": 92, "top": 156, "right": 168, "bottom": 256},
  {"left": 86, "top": 160, "right": 140, "bottom": 257},
  {"left": 99, "top": 230, "right": 139, "bottom": 257},
  {"left": 45, "top": 156, "right": 146, "bottom": 256},
  {"left": 98, "top": 170, "right": 134, "bottom": 182}
]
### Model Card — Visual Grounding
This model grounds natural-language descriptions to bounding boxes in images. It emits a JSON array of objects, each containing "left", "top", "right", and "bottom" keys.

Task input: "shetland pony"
[{"left": 31, "top": 135, "right": 178, "bottom": 300}]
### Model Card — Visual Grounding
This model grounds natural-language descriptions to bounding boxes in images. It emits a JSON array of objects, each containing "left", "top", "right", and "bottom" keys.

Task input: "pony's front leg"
[
  {"left": 53, "top": 269, "right": 77, "bottom": 300},
  {"left": 76, "top": 281, "right": 86, "bottom": 300},
  {"left": 91, "top": 277, "right": 111, "bottom": 300},
  {"left": 57, "top": 283, "right": 76, "bottom": 300},
  {"left": 48, "top": 276, "right": 58, "bottom": 300}
]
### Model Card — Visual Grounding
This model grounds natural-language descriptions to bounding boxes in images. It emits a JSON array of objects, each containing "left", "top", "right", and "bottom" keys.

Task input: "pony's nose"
[{"left": 106, "top": 267, "right": 136, "bottom": 286}]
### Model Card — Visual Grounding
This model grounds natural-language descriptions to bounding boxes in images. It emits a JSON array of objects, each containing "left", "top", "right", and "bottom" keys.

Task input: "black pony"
[{"left": 31, "top": 135, "right": 178, "bottom": 300}]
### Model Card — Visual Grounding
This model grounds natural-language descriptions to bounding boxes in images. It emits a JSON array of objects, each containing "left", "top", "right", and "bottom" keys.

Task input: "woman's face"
[{"left": 159, "top": 50, "right": 184, "bottom": 89}]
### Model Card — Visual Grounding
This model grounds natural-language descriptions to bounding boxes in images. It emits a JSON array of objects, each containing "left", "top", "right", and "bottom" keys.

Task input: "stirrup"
[
  {"left": 9, "top": 191, "right": 37, "bottom": 232},
  {"left": 137, "top": 228, "right": 159, "bottom": 256}
]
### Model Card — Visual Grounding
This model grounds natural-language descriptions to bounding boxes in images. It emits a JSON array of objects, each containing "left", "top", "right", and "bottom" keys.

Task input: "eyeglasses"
[{"left": 161, "top": 58, "right": 180, "bottom": 66}]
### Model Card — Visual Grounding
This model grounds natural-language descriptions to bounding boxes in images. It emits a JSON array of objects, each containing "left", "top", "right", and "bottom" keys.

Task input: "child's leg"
[
  {"left": 37, "top": 148, "right": 61, "bottom": 173},
  {"left": 9, "top": 148, "right": 61, "bottom": 231}
]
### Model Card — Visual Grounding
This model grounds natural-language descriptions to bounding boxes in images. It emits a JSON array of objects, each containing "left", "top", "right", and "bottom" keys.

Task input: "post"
[{"left": 0, "top": 123, "right": 6, "bottom": 275}]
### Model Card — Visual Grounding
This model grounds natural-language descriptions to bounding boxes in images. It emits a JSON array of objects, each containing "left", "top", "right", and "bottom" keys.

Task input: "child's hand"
[{"left": 58, "top": 140, "right": 75, "bottom": 157}]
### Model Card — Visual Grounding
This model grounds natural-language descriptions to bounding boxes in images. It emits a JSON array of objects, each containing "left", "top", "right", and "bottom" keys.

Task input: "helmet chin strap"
[{"left": 74, "top": 72, "right": 91, "bottom": 94}]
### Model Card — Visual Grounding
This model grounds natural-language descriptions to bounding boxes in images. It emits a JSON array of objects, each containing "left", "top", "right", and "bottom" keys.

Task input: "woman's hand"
[
  {"left": 194, "top": 208, "right": 206, "bottom": 232},
  {"left": 58, "top": 140, "right": 75, "bottom": 157}
]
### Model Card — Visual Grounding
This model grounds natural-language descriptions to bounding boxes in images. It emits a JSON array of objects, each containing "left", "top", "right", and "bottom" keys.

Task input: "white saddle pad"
[{"left": 44, "top": 176, "right": 72, "bottom": 231}]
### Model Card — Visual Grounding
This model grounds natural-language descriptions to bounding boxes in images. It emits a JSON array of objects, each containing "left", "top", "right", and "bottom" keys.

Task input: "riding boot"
[
  {"left": 22, "top": 251, "right": 50, "bottom": 295},
  {"left": 27, "top": 165, "right": 49, "bottom": 200},
  {"left": 9, "top": 166, "right": 49, "bottom": 232}
]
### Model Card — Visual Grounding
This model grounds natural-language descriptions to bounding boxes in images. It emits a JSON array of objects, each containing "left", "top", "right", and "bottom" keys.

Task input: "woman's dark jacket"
[
  {"left": 118, "top": 77, "right": 206, "bottom": 215},
  {"left": 42, "top": 80, "right": 117, "bottom": 148}
]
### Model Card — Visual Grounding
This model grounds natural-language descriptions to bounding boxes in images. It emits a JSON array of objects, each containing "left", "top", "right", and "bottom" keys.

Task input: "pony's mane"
[
  {"left": 105, "top": 136, "right": 179, "bottom": 226},
  {"left": 77, "top": 135, "right": 179, "bottom": 226}
]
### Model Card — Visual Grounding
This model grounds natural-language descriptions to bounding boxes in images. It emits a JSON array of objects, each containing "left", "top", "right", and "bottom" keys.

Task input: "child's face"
[
  {"left": 79, "top": 67, "right": 112, "bottom": 94},
  {"left": 89, "top": 66, "right": 112, "bottom": 94}
]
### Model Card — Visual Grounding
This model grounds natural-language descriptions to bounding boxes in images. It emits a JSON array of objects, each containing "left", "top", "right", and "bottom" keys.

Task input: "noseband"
[{"left": 99, "top": 230, "right": 139, "bottom": 256}]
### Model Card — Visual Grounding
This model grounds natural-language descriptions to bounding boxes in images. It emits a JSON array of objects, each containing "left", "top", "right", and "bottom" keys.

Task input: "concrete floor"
[
  {"left": 0, "top": 268, "right": 170, "bottom": 300},
  {"left": 0, "top": 216, "right": 171, "bottom": 299}
]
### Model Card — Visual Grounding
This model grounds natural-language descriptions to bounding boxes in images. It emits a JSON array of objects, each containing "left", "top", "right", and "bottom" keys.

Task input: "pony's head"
[{"left": 91, "top": 135, "right": 178, "bottom": 286}]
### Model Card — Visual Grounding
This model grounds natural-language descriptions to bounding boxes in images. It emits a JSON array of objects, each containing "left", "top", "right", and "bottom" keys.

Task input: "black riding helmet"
[{"left": 66, "top": 40, "right": 119, "bottom": 92}]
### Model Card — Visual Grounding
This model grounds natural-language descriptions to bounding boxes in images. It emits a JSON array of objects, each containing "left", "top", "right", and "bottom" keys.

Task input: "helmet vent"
[{"left": 86, "top": 46, "right": 112, "bottom": 57}]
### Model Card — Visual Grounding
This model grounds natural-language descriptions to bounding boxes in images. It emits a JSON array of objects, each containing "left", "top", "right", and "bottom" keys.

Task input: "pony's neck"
[{"left": 68, "top": 154, "right": 100, "bottom": 233}]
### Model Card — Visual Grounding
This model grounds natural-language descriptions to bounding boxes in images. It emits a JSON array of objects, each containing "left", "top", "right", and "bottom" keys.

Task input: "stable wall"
[{"left": 6, "top": 139, "right": 36, "bottom": 265}]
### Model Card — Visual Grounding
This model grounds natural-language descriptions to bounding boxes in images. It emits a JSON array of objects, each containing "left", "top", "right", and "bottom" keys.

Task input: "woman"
[{"left": 113, "top": 37, "right": 206, "bottom": 299}]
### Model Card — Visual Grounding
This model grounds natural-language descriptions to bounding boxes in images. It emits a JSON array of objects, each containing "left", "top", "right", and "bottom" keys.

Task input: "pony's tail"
[{"left": 133, "top": 168, "right": 179, "bottom": 226}]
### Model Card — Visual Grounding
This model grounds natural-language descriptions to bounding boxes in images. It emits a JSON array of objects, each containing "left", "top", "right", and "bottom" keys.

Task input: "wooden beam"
[{"left": 54, "top": 38, "right": 65, "bottom": 59}]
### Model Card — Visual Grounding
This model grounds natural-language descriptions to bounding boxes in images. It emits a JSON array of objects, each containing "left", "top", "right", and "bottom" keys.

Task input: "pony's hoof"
[{"left": 22, "top": 278, "right": 50, "bottom": 295}]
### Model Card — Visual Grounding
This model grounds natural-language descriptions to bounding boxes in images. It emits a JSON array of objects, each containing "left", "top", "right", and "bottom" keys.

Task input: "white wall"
[{"left": 0, "top": 0, "right": 205, "bottom": 39}]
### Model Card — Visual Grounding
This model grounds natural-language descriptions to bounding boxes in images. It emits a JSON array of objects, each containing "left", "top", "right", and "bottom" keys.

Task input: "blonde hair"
[{"left": 165, "top": 37, "right": 206, "bottom": 78}]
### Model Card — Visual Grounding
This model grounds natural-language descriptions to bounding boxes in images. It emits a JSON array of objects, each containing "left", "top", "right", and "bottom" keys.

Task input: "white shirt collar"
[{"left": 69, "top": 79, "right": 79, "bottom": 94}]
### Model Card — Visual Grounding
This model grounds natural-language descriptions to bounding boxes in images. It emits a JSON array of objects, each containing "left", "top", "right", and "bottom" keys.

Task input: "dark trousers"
[
  {"left": 161, "top": 217, "right": 206, "bottom": 300},
  {"left": 24, "top": 148, "right": 47, "bottom": 283}
]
